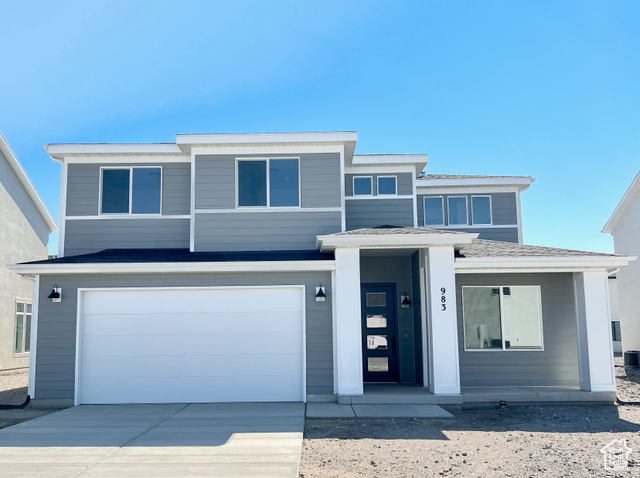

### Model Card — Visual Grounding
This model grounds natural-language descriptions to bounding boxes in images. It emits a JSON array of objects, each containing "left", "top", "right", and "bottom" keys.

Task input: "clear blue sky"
[{"left": 1, "top": 1, "right": 638, "bottom": 254}]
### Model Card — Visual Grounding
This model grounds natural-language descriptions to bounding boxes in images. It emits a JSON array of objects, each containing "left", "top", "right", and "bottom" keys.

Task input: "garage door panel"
[{"left": 78, "top": 287, "right": 305, "bottom": 404}]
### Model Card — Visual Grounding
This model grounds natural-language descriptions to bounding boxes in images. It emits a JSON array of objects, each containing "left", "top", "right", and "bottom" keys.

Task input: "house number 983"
[{"left": 440, "top": 287, "right": 446, "bottom": 311}]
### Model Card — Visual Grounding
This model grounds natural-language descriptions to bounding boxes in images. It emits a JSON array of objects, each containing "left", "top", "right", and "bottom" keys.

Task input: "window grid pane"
[
  {"left": 132, "top": 168, "right": 162, "bottom": 214},
  {"left": 269, "top": 159, "right": 299, "bottom": 207},
  {"left": 25, "top": 315, "right": 31, "bottom": 353},
  {"left": 353, "top": 177, "right": 372, "bottom": 195},
  {"left": 15, "top": 314, "right": 23, "bottom": 354},
  {"left": 238, "top": 161, "right": 267, "bottom": 206},
  {"left": 101, "top": 169, "right": 130, "bottom": 213},
  {"left": 425, "top": 197, "right": 444, "bottom": 226},
  {"left": 472, "top": 196, "right": 491, "bottom": 225},
  {"left": 448, "top": 197, "right": 468, "bottom": 225}
]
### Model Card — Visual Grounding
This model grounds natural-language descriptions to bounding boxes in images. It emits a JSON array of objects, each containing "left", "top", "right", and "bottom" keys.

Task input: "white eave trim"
[
  {"left": 317, "top": 232, "right": 478, "bottom": 252},
  {"left": 0, "top": 132, "right": 58, "bottom": 232},
  {"left": 9, "top": 260, "right": 336, "bottom": 275},
  {"left": 603, "top": 170, "right": 640, "bottom": 233},
  {"left": 352, "top": 154, "right": 429, "bottom": 164},
  {"left": 417, "top": 177, "right": 535, "bottom": 190},
  {"left": 455, "top": 255, "right": 635, "bottom": 273},
  {"left": 46, "top": 143, "right": 183, "bottom": 161},
  {"left": 176, "top": 131, "right": 358, "bottom": 146}
]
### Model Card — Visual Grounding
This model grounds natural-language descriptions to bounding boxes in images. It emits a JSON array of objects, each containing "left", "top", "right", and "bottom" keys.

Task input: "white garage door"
[{"left": 77, "top": 287, "right": 305, "bottom": 405}]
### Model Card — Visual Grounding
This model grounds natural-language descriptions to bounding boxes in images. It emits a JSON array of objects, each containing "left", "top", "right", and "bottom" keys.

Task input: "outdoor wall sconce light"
[
  {"left": 315, "top": 286, "right": 326, "bottom": 302},
  {"left": 47, "top": 284, "right": 62, "bottom": 303},
  {"left": 401, "top": 293, "right": 411, "bottom": 308}
]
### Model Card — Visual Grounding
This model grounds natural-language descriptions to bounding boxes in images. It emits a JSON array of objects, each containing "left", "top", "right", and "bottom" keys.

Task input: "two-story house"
[{"left": 12, "top": 132, "right": 631, "bottom": 407}]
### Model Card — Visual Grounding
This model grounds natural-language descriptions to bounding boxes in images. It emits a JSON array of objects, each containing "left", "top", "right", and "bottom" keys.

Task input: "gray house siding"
[
  {"left": 194, "top": 211, "right": 342, "bottom": 252},
  {"left": 195, "top": 153, "right": 341, "bottom": 210},
  {"left": 64, "top": 219, "right": 190, "bottom": 256},
  {"left": 456, "top": 273, "right": 579, "bottom": 387},
  {"left": 346, "top": 199, "right": 414, "bottom": 230},
  {"left": 345, "top": 173, "right": 413, "bottom": 196},
  {"left": 66, "top": 163, "right": 191, "bottom": 216},
  {"left": 360, "top": 255, "right": 417, "bottom": 383},
  {"left": 35, "top": 271, "right": 333, "bottom": 400}
]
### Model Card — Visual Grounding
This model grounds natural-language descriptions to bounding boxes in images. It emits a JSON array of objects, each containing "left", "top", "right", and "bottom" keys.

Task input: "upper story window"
[
  {"left": 447, "top": 196, "right": 468, "bottom": 225},
  {"left": 100, "top": 167, "right": 162, "bottom": 214},
  {"left": 471, "top": 196, "right": 492, "bottom": 225},
  {"left": 14, "top": 301, "right": 32, "bottom": 355},
  {"left": 353, "top": 176, "right": 373, "bottom": 196},
  {"left": 377, "top": 176, "right": 397, "bottom": 195},
  {"left": 424, "top": 197, "right": 444, "bottom": 226},
  {"left": 237, "top": 158, "right": 299, "bottom": 207}
]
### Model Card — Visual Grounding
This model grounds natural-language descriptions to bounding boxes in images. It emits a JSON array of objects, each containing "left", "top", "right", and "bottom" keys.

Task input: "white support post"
[
  {"left": 333, "top": 248, "right": 363, "bottom": 396},
  {"left": 424, "top": 246, "right": 461, "bottom": 395},
  {"left": 573, "top": 271, "right": 616, "bottom": 392}
]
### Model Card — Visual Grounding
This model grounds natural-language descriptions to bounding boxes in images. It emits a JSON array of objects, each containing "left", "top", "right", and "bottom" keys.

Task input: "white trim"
[
  {"left": 194, "top": 208, "right": 341, "bottom": 214},
  {"left": 65, "top": 215, "right": 190, "bottom": 220},
  {"left": 417, "top": 176, "right": 534, "bottom": 189},
  {"left": 352, "top": 176, "right": 373, "bottom": 196},
  {"left": 317, "top": 232, "right": 478, "bottom": 251},
  {"left": 98, "top": 166, "right": 163, "bottom": 216},
  {"left": 455, "top": 255, "right": 635, "bottom": 273},
  {"left": 190, "top": 149, "right": 196, "bottom": 252},
  {"left": 74, "top": 285, "right": 308, "bottom": 405},
  {"left": 235, "top": 157, "right": 301, "bottom": 209},
  {"left": 376, "top": 175, "right": 397, "bottom": 196},
  {"left": 331, "top": 270, "right": 338, "bottom": 394},
  {"left": 345, "top": 165, "right": 417, "bottom": 175},
  {"left": 422, "top": 224, "right": 517, "bottom": 230},
  {"left": 603, "top": 170, "right": 640, "bottom": 233},
  {"left": 59, "top": 160, "right": 68, "bottom": 257},
  {"left": 11, "top": 260, "right": 336, "bottom": 275},
  {"left": 177, "top": 131, "right": 358, "bottom": 146},
  {"left": 28, "top": 276, "right": 39, "bottom": 398},
  {"left": 345, "top": 195, "right": 414, "bottom": 201},
  {"left": 352, "top": 154, "right": 428, "bottom": 165},
  {"left": 339, "top": 146, "right": 346, "bottom": 232},
  {"left": 47, "top": 143, "right": 182, "bottom": 158},
  {"left": 461, "top": 285, "right": 544, "bottom": 352},
  {"left": 423, "top": 196, "right": 445, "bottom": 227},
  {"left": 471, "top": 195, "right": 493, "bottom": 226},
  {"left": 0, "top": 132, "right": 58, "bottom": 232},
  {"left": 60, "top": 156, "right": 189, "bottom": 164},
  {"left": 447, "top": 196, "right": 468, "bottom": 226},
  {"left": 417, "top": 185, "right": 522, "bottom": 195},
  {"left": 190, "top": 144, "right": 349, "bottom": 156}
]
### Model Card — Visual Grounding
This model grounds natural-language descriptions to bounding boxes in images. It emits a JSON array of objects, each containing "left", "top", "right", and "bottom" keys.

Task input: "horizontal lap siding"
[
  {"left": 35, "top": 272, "right": 334, "bottom": 399},
  {"left": 346, "top": 199, "right": 414, "bottom": 230},
  {"left": 456, "top": 273, "right": 579, "bottom": 387},
  {"left": 64, "top": 219, "right": 190, "bottom": 256},
  {"left": 66, "top": 163, "right": 191, "bottom": 216},
  {"left": 345, "top": 173, "right": 413, "bottom": 196},
  {"left": 194, "top": 211, "right": 342, "bottom": 251}
]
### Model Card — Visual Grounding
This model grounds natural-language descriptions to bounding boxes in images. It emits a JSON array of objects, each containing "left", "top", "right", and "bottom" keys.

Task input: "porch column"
[
  {"left": 424, "top": 246, "right": 461, "bottom": 395},
  {"left": 573, "top": 271, "right": 616, "bottom": 392},
  {"left": 333, "top": 248, "right": 363, "bottom": 396}
]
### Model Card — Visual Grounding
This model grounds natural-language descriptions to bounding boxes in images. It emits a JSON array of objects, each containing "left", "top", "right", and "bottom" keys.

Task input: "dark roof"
[
  {"left": 21, "top": 249, "right": 334, "bottom": 265},
  {"left": 419, "top": 174, "right": 532, "bottom": 180},
  {"left": 457, "top": 239, "right": 620, "bottom": 258},
  {"left": 330, "top": 226, "right": 470, "bottom": 236}
]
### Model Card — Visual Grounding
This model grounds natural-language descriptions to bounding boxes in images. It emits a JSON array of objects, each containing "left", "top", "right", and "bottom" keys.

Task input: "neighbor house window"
[
  {"left": 462, "top": 286, "right": 543, "bottom": 350},
  {"left": 471, "top": 196, "right": 492, "bottom": 225},
  {"left": 353, "top": 176, "right": 373, "bottom": 196},
  {"left": 377, "top": 176, "right": 397, "bottom": 195},
  {"left": 101, "top": 167, "right": 162, "bottom": 214},
  {"left": 237, "top": 158, "right": 299, "bottom": 207},
  {"left": 612, "top": 321, "right": 622, "bottom": 342},
  {"left": 448, "top": 196, "right": 468, "bottom": 225},
  {"left": 14, "top": 302, "right": 32, "bottom": 355},
  {"left": 424, "top": 197, "right": 444, "bottom": 226}
]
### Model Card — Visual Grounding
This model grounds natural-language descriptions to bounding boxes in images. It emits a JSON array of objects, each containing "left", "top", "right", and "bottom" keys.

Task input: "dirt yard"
[
  {"left": 300, "top": 359, "right": 640, "bottom": 477},
  {"left": 0, "top": 369, "right": 56, "bottom": 430}
]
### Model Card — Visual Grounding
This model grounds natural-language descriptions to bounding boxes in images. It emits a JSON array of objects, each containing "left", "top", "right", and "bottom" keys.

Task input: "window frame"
[
  {"left": 462, "top": 285, "right": 544, "bottom": 352},
  {"left": 98, "top": 166, "right": 163, "bottom": 216},
  {"left": 377, "top": 175, "right": 397, "bottom": 196},
  {"left": 424, "top": 196, "right": 445, "bottom": 227},
  {"left": 352, "top": 176, "right": 374, "bottom": 196},
  {"left": 235, "top": 157, "right": 301, "bottom": 209},
  {"left": 447, "top": 196, "right": 468, "bottom": 226},
  {"left": 612, "top": 321, "right": 622, "bottom": 342},
  {"left": 471, "top": 195, "right": 493, "bottom": 225},
  {"left": 14, "top": 299, "right": 32, "bottom": 356}
]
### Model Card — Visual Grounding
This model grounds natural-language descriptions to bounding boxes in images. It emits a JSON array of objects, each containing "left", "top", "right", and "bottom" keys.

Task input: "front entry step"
[
  {"left": 306, "top": 403, "right": 454, "bottom": 418},
  {"left": 338, "top": 384, "right": 462, "bottom": 405}
]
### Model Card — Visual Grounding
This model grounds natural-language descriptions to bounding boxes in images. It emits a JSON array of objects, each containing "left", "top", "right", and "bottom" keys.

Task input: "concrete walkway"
[
  {"left": 0, "top": 402, "right": 305, "bottom": 477},
  {"left": 306, "top": 403, "right": 454, "bottom": 418}
]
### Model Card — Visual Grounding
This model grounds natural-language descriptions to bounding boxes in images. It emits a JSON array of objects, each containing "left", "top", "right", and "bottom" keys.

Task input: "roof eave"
[
  {"left": 455, "top": 255, "right": 635, "bottom": 273},
  {"left": 602, "top": 171, "right": 640, "bottom": 234},
  {"left": 417, "top": 177, "right": 535, "bottom": 191},
  {"left": 317, "top": 232, "right": 478, "bottom": 252}
]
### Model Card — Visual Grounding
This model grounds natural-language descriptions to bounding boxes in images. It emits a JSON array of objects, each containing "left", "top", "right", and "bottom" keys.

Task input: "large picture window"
[
  {"left": 101, "top": 167, "right": 162, "bottom": 214},
  {"left": 463, "top": 286, "right": 543, "bottom": 350},
  {"left": 237, "top": 158, "right": 299, "bottom": 207},
  {"left": 14, "top": 301, "right": 32, "bottom": 355}
]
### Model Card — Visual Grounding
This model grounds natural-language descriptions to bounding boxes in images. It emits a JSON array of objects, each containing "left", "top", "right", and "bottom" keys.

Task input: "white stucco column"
[
  {"left": 424, "top": 246, "right": 461, "bottom": 395},
  {"left": 333, "top": 247, "right": 363, "bottom": 396},
  {"left": 573, "top": 271, "right": 616, "bottom": 392}
]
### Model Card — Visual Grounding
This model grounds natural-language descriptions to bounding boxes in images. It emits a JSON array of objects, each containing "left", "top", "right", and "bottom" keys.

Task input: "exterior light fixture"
[
  {"left": 48, "top": 284, "right": 61, "bottom": 302},
  {"left": 315, "top": 286, "right": 326, "bottom": 302},
  {"left": 401, "top": 294, "right": 411, "bottom": 308}
]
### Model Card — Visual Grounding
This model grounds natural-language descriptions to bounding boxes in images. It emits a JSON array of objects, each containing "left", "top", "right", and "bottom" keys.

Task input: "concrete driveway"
[{"left": 0, "top": 402, "right": 304, "bottom": 477}]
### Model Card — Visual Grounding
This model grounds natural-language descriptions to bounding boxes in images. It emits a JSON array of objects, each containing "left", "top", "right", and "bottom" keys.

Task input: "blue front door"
[{"left": 361, "top": 285, "right": 398, "bottom": 383}]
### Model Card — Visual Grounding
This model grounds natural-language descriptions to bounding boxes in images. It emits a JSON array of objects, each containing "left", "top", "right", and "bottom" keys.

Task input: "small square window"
[
  {"left": 353, "top": 177, "right": 373, "bottom": 195},
  {"left": 377, "top": 176, "right": 397, "bottom": 195}
]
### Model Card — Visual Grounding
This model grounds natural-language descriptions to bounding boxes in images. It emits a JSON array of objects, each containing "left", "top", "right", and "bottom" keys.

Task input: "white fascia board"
[
  {"left": 0, "top": 132, "right": 59, "bottom": 232},
  {"left": 177, "top": 131, "right": 358, "bottom": 146},
  {"left": 46, "top": 143, "right": 183, "bottom": 161},
  {"left": 455, "top": 255, "right": 636, "bottom": 273},
  {"left": 416, "top": 185, "right": 522, "bottom": 195},
  {"left": 317, "top": 232, "right": 478, "bottom": 252},
  {"left": 417, "top": 177, "right": 535, "bottom": 190},
  {"left": 351, "top": 155, "right": 428, "bottom": 174},
  {"left": 602, "top": 170, "right": 640, "bottom": 233},
  {"left": 9, "top": 260, "right": 336, "bottom": 275},
  {"left": 345, "top": 165, "right": 417, "bottom": 174}
]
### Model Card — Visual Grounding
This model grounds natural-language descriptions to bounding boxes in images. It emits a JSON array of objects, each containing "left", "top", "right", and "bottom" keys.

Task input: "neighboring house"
[
  {"left": 11, "top": 132, "right": 631, "bottom": 407},
  {"left": 603, "top": 171, "right": 640, "bottom": 355},
  {"left": 0, "top": 132, "right": 57, "bottom": 373}
]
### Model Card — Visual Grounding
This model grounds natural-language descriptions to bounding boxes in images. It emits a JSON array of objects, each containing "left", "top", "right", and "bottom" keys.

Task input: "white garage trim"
[{"left": 74, "top": 285, "right": 307, "bottom": 405}]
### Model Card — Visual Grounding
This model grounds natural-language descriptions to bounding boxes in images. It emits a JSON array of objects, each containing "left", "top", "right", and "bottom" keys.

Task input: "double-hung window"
[
  {"left": 424, "top": 197, "right": 445, "bottom": 226},
  {"left": 101, "top": 167, "right": 162, "bottom": 214},
  {"left": 462, "top": 286, "right": 543, "bottom": 350},
  {"left": 14, "top": 301, "right": 32, "bottom": 355},
  {"left": 447, "top": 196, "right": 468, "bottom": 225},
  {"left": 471, "top": 196, "right": 492, "bottom": 225},
  {"left": 237, "top": 158, "right": 300, "bottom": 207}
]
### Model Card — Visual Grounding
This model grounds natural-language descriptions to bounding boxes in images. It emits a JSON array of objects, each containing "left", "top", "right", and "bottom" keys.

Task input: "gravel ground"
[
  {"left": 0, "top": 370, "right": 58, "bottom": 430},
  {"left": 300, "top": 360, "right": 640, "bottom": 477}
]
